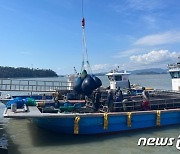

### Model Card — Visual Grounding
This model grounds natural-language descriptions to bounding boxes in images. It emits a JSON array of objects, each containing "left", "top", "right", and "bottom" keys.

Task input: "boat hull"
[{"left": 33, "top": 110, "right": 180, "bottom": 134}]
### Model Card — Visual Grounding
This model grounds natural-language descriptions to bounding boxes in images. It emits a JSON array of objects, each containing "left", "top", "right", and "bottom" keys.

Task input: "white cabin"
[
  {"left": 168, "top": 60, "right": 180, "bottom": 91},
  {"left": 106, "top": 70, "right": 131, "bottom": 90}
]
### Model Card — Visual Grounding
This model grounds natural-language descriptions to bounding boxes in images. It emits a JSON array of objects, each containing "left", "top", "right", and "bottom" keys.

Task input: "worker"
[
  {"left": 115, "top": 88, "right": 123, "bottom": 102},
  {"left": 94, "top": 89, "right": 101, "bottom": 112},
  {"left": 107, "top": 90, "right": 114, "bottom": 112},
  {"left": 141, "top": 87, "right": 150, "bottom": 110},
  {"left": 42, "top": 94, "right": 46, "bottom": 100}
]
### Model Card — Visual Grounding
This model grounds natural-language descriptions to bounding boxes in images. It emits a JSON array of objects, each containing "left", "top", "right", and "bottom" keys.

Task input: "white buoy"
[{"left": 11, "top": 103, "right": 17, "bottom": 112}]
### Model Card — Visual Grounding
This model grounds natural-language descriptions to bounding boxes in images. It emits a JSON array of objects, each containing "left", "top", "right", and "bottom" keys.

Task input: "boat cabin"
[
  {"left": 168, "top": 58, "right": 180, "bottom": 91},
  {"left": 106, "top": 70, "right": 131, "bottom": 90}
]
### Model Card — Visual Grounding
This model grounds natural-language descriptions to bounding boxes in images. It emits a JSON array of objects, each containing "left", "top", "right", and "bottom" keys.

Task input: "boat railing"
[
  {"left": 112, "top": 98, "right": 180, "bottom": 112},
  {"left": 168, "top": 63, "right": 180, "bottom": 70},
  {"left": 0, "top": 78, "right": 73, "bottom": 92}
]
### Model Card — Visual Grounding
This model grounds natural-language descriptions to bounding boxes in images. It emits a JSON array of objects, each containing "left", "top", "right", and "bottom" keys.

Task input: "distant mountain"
[
  {"left": 0, "top": 66, "right": 58, "bottom": 78},
  {"left": 131, "top": 68, "right": 168, "bottom": 75},
  {"left": 94, "top": 68, "right": 168, "bottom": 76}
]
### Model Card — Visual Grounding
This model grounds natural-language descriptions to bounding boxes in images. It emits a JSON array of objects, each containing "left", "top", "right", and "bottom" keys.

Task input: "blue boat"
[
  {"left": 3, "top": 104, "right": 180, "bottom": 135},
  {"left": 3, "top": 59, "right": 180, "bottom": 135},
  {"left": 32, "top": 109, "right": 180, "bottom": 134},
  {"left": 3, "top": 89, "right": 180, "bottom": 135}
]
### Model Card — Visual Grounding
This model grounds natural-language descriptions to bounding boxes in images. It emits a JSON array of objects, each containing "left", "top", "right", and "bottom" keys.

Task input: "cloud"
[
  {"left": 111, "top": 0, "right": 165, "bottom": 14},
  {"left": 134, "top": 31, "right": 180, "bottom": 46},
  {"left": 91, "top": 63, "right": 131, "bottom": 73},
  {"left": 126, "top": 0, "right": 165, "bottom": 12},
  {"left": 91, "top": 64, "right": 111, "bottom": 72},
  {"left": 141, "top": 15, "right": 157, "bottom": 29},
  {"left": 109, "top": 1, "right": 164, "bottom": 30},
  {"left": 113, "top": 48, "right": 144, "bottom": 58},
  {"left": 130, "top": 50, "right": 179, "bottom": 65}
]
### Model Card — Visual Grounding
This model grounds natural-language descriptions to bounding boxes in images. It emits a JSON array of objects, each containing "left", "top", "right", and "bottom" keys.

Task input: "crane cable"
[
  {"left": 81, "top": 0, "right": 85, "bottom": 72},
  {"left": 81, "top": 0, "right": 92, "bottom": 74}
]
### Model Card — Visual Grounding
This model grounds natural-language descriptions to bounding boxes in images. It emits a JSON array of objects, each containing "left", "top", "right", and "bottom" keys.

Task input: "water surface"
[{"left": 1, "top": 74, "right": 180, "bottom": 154}]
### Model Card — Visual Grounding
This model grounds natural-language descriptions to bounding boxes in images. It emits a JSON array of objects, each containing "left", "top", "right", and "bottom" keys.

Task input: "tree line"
[{"left": 0, "top": 66, "right": 58, "bottom": 78}]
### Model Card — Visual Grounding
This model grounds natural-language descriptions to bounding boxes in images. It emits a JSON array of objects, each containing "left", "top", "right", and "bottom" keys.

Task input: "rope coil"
[
  {"left": 74, "top": 116, "right": 81, "bottom": 134},
  {"left": 156, "top": 110, "right": 161, "bottom": 126},
  {"left": 104, "top": 113, "right": 108, "bottom": 130},
  {"left": 127, "top": 112, "right": 132, "bottom": 127}
]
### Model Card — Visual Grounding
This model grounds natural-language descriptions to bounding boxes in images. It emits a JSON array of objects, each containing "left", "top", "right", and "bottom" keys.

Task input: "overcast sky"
[{"left": 0, "top": 0, "right": 180, "bottom": 74}]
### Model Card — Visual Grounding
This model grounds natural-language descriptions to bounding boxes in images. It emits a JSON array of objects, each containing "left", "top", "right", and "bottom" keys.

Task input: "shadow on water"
[
  {"left": 27, "top": 121, "right": 180, "bottom": 147},
  {"left": 0, "top": 124, "right": 8, "bottom": 154},
  {"left": 0, "top": 122, "right": 22, "bottom": 154},
  {"left": 0, "top": 103, "right": 21, "bottom": 154}
]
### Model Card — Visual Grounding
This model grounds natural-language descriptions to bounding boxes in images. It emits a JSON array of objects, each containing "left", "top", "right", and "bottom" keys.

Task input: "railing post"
[
  {"left": 36, "top": 81, "right": 38, "bottom": 91},
  {"left": 59, "top": 82, "right": 61, "bottom": 90},
  {"left": 28, "top": 81, "right": 29, "bottom": 91},
  {"left": 52, "top": 81, "right": 54, "bottom": 91},
  {"left": 5, "top": 80, "right": 7, "bottom": 91},
  {"left": 10, "top": 80, "right": 12, "bottom": 90},
  {"left": 0, "top": 79, "right": 3, "bottom": 90},
  {"left": 44, "top": 81, "right": 46, "bottom": 91},
  {"left": 19, "top": 80, "right": 21, "bottom": 91}
]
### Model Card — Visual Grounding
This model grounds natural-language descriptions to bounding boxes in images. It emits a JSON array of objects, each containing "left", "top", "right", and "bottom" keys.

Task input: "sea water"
[{"left": 1, "top": 74, "right": 180, "bottom": 154}]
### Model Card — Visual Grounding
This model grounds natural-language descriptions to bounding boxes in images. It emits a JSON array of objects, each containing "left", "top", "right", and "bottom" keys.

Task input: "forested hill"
[{"left": 0, "top": 66, "right": 58, "bottom": 78}]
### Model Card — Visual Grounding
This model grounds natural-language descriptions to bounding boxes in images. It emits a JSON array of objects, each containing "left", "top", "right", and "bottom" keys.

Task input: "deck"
[
  {"left": 3, "top": 92, "right": 180, "bottom": 134},
  {"left": 3, "top": 104, "right": 180, "bottom": 118}
]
